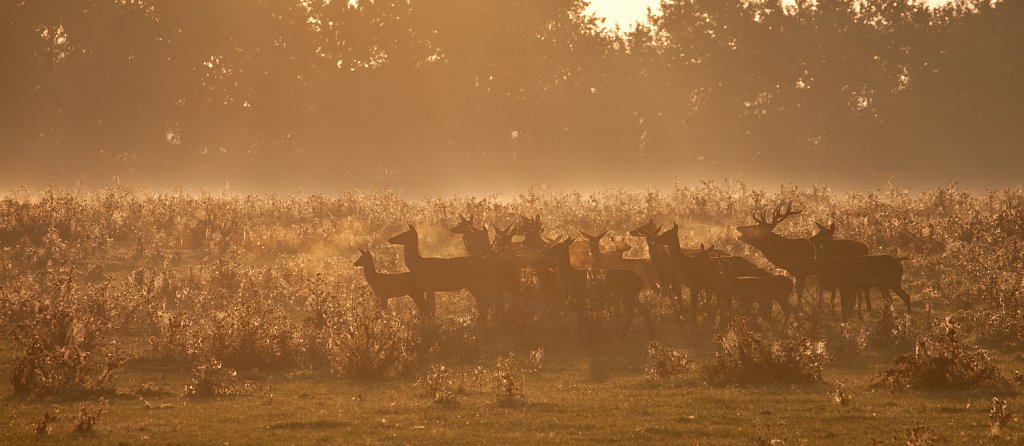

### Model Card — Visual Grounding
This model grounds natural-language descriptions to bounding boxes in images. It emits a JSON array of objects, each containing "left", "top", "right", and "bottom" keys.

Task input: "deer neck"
[
  {"left": 359, "top": 260, "right": 380, "bottom": 283},
  {"left": 401, "top": 241, "right": 422, "bottom": 269},
  {"left": 586, "top": 241, "right": 602, "bottom": 258}
]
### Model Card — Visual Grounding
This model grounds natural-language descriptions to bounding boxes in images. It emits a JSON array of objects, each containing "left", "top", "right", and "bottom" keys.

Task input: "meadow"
[{"left": 2, "top": 180, "right": 1023, "bottom": 445}]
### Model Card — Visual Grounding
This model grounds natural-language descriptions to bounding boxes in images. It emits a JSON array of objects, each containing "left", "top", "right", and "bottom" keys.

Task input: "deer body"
[
  {"left": 809, "top": 222, "right": 870, "bottom": 312},
  {"left": 818, "top": 244, "right": 911, "bottom": 321},
  {"left": 353, "top": 249, "right": 432, "bottom": 316},
  {"left": 542, "top": 237, "right": 653, "bottom": 335},
  {"left": 719, "top": 257, "right": 794, "bottom": 325},
  {"left": 388, "top": 225, "right": 493, "bottom": 321}
]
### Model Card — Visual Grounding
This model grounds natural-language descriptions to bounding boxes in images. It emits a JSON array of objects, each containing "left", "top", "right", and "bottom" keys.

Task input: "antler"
[{"left": 768, "top": 200, "right": 803, "bottom": 225}]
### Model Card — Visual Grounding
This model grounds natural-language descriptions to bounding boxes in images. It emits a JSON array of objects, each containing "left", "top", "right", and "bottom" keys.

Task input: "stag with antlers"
[{"left": 736, "top": 201, "right": 817, "bottom": 306}]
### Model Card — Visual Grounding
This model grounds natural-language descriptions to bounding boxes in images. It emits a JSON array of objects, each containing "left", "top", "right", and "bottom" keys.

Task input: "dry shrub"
[
  {"left": 328, "top": 296, "right": 420, "bottom": 379},
  {"left": 873, "top": 317, "right": 1011, "bottom": 392},
  {"left": 865, "top": 304, "right": 917, "bottom": 353},
  {"left": 184, "top": 357, "right": 240, "bottom": 397},
  {"left": 493, "top": 352, "right": 526, "bottom": 407},
  {"left": 9, "top": 284, "right": 124, "bottom": 396},
  {"left": 74, "top": 398, "right": 109, "bottom": 434},
  {"left": 419, "top": 364, "right": 459, "bottom": 406},
  {"left": 645, "top": 341, "right": 693, "bottom": 380},
  {"left": 990, "top": 397, "right": 1012, "bottom": 437},
  {"left": 827, "top": 323, "right": 867, "bottom": 364},
  {"left": 706, "top": 318, "right": 828, "bottom": 386}
]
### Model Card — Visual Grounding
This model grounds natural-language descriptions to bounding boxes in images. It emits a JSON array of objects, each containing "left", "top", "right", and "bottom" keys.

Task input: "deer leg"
[
  {"left": 795, "top": 277, "right": 806, "bottom": 307},
  {"left": 425, "top": 291, "right": 438, "bottom": 317},
  {"left": 839, "top": 287, "right": 854, "bottom": 322},
  {"left": 892, "top": 284, "right": 912, "bottom": 313},
  {"left": 862, "top": 288, "right": 873, "bottom": 313},
  {"left": 409, "top": 292, "right": 428, "bottom": 317}
]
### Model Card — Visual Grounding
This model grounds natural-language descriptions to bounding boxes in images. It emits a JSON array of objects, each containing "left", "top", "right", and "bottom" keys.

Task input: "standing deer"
[
  {"left": 817, "top": 239, "right": 912, "bottom": 321},
  {"left": 809, "top": 221, "right": 870, "bottom": 313},
  {"left": 629, "top": 219, "right": 678, "bottom": 302},
  {"left": 582, "top": 229, "right": 662, "bottom": 296},
  {"left": 388, "top": 225, "right": 494, "bottom": 322},
  {"left": 717, "top": 255, "right": 794, "bottom": 326},
  {"left": 652, "top": 224, "right": 727, "bottom": 320},
  {"left": 542, "top": 237, "right": 653, "bottom": 335},
  {"left": 451, "top": 214, "right": 493, "bottom": 257},
  {"left": 736, "top": 201, "right": 817, "bottom": 306},
  {"left": 580, "top": 230, "right": 623, "bottom": 268},
  {"left": 353, "top": 249, "right": 433, "bottom": 316}
]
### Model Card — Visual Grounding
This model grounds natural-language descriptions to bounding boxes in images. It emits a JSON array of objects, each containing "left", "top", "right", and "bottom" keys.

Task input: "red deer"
[
  {"left": 652, "top": 224, "right": 729, "bottom": 320},
  {"left": 817, "top": 239, "right": 912, "bottom": 321},
  {"left": 388, "top": 225, "right": 494, "bottom": 322},
  {"left": 353, "top": 249, "right": 433, "bottom": 316},
  {"left": 809, "top": 221, "right": 870, "bottom": 313},
  {"left": 580, "top": 230, "right": 623, "bottom": 268},
  {"left": 717, "top": 255, "right": 794, "bottom": 325},
  {"left": 542, "top": 237, "right": 653, "bottom": 335},
  {"left": 629, "top": 219, "right": 678, "bottom": 302},
  {"left": 451, "top": 214, "right": 493, "bottom": 257},
  {"left": 736, "top": 201, "right": 817, "bottom": 306}
]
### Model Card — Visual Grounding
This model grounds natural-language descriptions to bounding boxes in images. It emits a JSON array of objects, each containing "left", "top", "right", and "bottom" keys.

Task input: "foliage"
[
  {"left": 645, "top": 341, "right": 693, "bottom": 380},
  {"left": 493, "top": 353, "right": 526, "bottom": 407},
  {"left": 873, "top": 317, "right": 1011, "bottom": 392},
  {"left": 706, "top": 318, "right": 829, "bottom": 386},
  {"left": 184, "top": 357, "right": 240, "bottom": 398}
]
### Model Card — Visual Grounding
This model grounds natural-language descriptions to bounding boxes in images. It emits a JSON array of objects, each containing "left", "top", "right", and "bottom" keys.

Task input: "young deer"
[
  {"left": 542, "top": 237, "right": 653, "bottom": 335},
  {"left": 717, "top": 255, "right": 794, "bottom": 325},
  {"left": 817, "top": 239, "right": 912, "bottom": 321},
  {"left": 584, "top": 230, "right": 662, "bottom": 296},
  {"left": 353, "top": 249, "right": 433, "bottom": 316},
  {"left": 809, "top": 221, "right": 870, "bottom": 313},
  {"left": 388, "top": 225, "right": 494, "bottom": 322},
  {"left": 735, "top": 201, "right": 817, "bottom": 306},
  {"left": 451, "top": 214, "right": 493, "bottom": 257}
]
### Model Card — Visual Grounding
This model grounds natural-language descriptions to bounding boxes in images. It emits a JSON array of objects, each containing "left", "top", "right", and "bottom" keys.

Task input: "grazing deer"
[
  {"left": 809, "top": 221, "right": 870, "bottom": 313},
  {"left": 353, "top": 249, "right": 433, "bottom": 316},
  {"left": 388, "top": 225, "right": 494, "bottom": 322},
  {"left": 717, "top": 255, "right": 794, "bottom": 325},
  {"left": 736, "top": 201, "right": 817, "bottom": 306},
  {"left": 451, "top": 214, "right": 493, "bottom": 257},
  {"left": 817, "top": 240, "right": 912, "bottom": 321},
  {"left": 542, "top": 237, "right": 653, "bottom": 335}
]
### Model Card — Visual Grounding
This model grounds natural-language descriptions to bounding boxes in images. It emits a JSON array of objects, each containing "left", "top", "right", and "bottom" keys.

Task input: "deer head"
[
  {"left": 629, "top": 217, "right": 660, "bottom": 237},
  {"left": 353, "top": 248, "right": 374, "bottom": 268},
  {"left": 808, "top": 221, "right": 837, "bottom": 246},
  {"left": 387, "top": 224, "right": 418, "bottom": 246},
  {"left": 450, "top": 214, "right": 477, "bottom": 235},
  {"left": 541, "top": 236, "right": 574, "bottom": 259},
  {"left": 652, "top": 222, "right": 679, "bottom": 246},
  {"left": 611, "top": 236, "right": 632, "bottom": 253},
  {"left": 579, "top": 230, "right": 608, "bottom": 245},
  {"left": 491, "top": 223, "right": 518, "bottom": 251},
  {"left": 736, "top": 201, "right": 803, "bottom": 244}
]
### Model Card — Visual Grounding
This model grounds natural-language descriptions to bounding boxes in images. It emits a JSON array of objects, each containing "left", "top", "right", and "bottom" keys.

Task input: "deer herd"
[{"left": 354, "top": 202, "right": 912, "bottom": 334}]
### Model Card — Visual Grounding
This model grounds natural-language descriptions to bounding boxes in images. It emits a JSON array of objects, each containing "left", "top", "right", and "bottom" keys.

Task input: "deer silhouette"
[
  {"left": 629, "top": 219, "right": 678, "bottom": 302},
  {"left": 353, "top": 249, "right": 432, "bottom": 316},
  {"left": 809, "top": 221, "right": 870, "bottom": 313},
  {"left": 582, "top": 229, "right": 662, "bottom": 296},
  {"left": 717, "top": 255, "right": 794, "bottom": 326},
  {"left": 451, "top": 214, "right": 493, "bottom": 257},
  {"left": 388, "top": 225, "right": 494, "bottom": 322},
  {"left": 816, "top": 238, "right": 911, "bottom": 321},
  {"left": 736, "top": 201, "right": 817, "bottom": 306},
  {"left": 542, "top": 237, "right": 653, "bottom": 335}
]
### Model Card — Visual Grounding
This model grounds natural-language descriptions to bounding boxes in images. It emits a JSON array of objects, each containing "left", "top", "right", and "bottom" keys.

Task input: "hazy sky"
[{"left": 588, "top": 0, "right": 953, "bottom": 29}]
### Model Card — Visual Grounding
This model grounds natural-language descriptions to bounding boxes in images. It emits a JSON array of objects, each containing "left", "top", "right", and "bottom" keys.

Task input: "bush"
[
  {"left": 184, "top": 357, "right": 240, "bottom": 397},
  {"left": 873, "top": 317, "right": 1011, "bottom": 392},
  {"left": 865, "top": 304, "right": 917, "bottom": 353},
  {"left": 328, "top": 297, "right": 420, "bottom": 379},
  {"left": 493, "top": 353, "right": 526, "bottom": 407},
  {"left": 706, "top": 318, "right": 829, "bottom": 385},
  {"left": 645, "top": 341, "right": 693, "bottom": 380},
  {"left": 418, "top": 364, "right": 459, "bottom": 406}
]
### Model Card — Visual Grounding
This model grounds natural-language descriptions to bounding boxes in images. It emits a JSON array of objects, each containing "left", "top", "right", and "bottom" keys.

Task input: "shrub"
[
  {"left": 645, "top": 341, "right": 693, "bottom": 380},
  {"left": 184, "top": 357, "right": 240, "bottom": 397},
  {"left": 419, "top": 364, "right": 459, "bottom": 406},
  {"left": 873, "top": 317, "right": 1011, "bottom": 391},
  {"left": 865, "top": 304, "right": 917, "bottom": 353},
  {"left": 493, "top": 352, "right": 526, "bottom": 407},
  {"left": 328, "top": 297, "right": 420, "bottom": 379},
  {"left": 706, "top": 318, "right": 829, "bottom": 385}
]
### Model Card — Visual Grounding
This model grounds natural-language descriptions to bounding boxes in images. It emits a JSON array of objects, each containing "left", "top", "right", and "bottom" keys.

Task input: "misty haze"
[{"left": 1, "top": 1, "right": 1023, "bottom": 445}]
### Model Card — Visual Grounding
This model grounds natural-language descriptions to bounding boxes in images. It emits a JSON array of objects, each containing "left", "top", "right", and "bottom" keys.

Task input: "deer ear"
[
  {"left": 700, "top": 243, "right": 706, "bottom": 251},
  {"left": 830, "top": 222, "right": 836, "bottom": 231},
  {"left": 815, "top": 222, "right": 825, "bottom": 230},
  {"left": 597, "top": 230, "right": 608, "bottom": 239},
  {"left": 459, "top": 214, "right": 466, "bottom": 222},
  {"left": 408, "top": 224, "right": 416, "bottom": 231}
]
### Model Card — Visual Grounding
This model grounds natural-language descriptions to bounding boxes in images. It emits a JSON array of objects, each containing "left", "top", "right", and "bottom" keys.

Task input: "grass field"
[{"left": 1, "top": 183, "right": 1023, "bottom": 444}]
